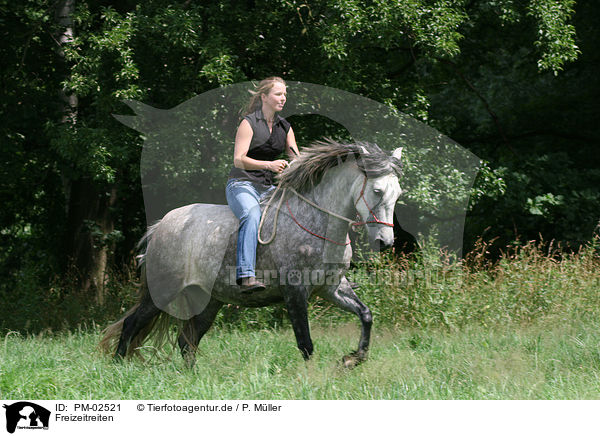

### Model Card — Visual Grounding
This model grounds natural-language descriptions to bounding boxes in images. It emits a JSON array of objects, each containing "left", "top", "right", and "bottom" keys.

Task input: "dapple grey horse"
[{"left": 101, "top": 140, "right": 403, "bottom": 368}]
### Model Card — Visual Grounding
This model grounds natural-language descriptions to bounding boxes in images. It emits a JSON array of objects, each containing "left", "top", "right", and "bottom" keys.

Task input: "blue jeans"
[{"left": 226, "top": 179, "right": 276, "bottom": 283}]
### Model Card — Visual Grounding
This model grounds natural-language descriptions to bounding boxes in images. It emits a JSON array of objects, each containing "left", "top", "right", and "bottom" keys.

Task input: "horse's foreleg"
[
  {"left": 177, "top": 298, "right": 223, "bottom": 367},
  {"left": 283, "top": 286, "right": 313, "bottom": 360},
  {"left": 115, "top": 293, "right": 161, "bottom": 360},
  {"left": 318, "top": 276, "right": 372, "bottom": 368}
]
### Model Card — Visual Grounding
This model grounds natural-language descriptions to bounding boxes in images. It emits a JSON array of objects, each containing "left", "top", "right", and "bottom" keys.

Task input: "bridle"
[
  {"left": 258, "top": 175, "right": 394, "bottom": 246},
  {"left": 351, "top": 176, "right": 395, "bottom": 228}
]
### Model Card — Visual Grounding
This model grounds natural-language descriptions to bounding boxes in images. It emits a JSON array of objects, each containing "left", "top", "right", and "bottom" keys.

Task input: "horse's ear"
[
  {"left": 345, "top": 150, "right": 358, "bottom": 166},
  {"left": 392, "top": 147, "right": 403, "bottom": 162}
]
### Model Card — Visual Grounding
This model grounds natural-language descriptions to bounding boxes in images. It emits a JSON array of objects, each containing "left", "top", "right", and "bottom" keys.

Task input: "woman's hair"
[{"left": 242, "top": 76, "right": 286, "bottom": 116}]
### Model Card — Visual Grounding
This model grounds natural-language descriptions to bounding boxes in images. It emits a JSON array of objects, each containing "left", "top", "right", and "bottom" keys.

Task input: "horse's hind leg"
[
  {"left": 317, "top": 276, "right": 372, "bottom": 368},
  {"left": 115, "top": 292, "right": 161, "bottom": 360},
  {"left": 283, "top": 285, "right": 313, "bottom": 360},
  {"left": 177, "top": 297, "right": 223, "bottom": 367}
]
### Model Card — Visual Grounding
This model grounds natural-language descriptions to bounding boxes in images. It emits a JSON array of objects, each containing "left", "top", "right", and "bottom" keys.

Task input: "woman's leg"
[{"left": 226, "top": 180, "right": 262, "bottom": 283}]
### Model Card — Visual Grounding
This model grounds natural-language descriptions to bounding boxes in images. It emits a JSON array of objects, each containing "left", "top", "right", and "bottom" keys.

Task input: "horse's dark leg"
[
  {"left": 114, "top": 292, "right": 161, "bottom": 360},
  {"left": 177, "top": 298, "right": 223, "bottom": 368},
  {"left": 283, "top": 285, "right": 313, "bottom": 360},
  {"left": 318, "top": 276, "right": 372, "bottom": 368}
]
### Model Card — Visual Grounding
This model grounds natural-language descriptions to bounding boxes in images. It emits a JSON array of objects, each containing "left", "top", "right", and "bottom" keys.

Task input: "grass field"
[
  {"left": 2, "top": 317, "right": 600, "bottom": 400},
  {"left": 2, "top": 240, "right": 599, "bottom": 400}
]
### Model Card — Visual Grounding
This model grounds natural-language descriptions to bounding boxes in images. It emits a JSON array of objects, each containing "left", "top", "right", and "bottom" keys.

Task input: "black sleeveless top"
[{"left": 228, "top": 109, "right": 291, "bottom": 187}]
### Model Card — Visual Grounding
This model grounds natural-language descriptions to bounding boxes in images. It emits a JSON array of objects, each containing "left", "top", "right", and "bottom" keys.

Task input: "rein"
[{"left": 258, "top": 175, "right": 394, "bottom": 245}]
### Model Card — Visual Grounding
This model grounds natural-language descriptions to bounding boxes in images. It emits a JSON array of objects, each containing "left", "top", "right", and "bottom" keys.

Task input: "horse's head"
[
  {"left": 277, "top": 140, "right": 403, "bottom": 251},
  {"left": 353, "top": 147, "right": 403, "bottom": 251}
]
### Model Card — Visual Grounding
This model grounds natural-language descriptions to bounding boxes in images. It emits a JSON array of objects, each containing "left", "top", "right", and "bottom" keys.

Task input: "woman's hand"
[{"left": 266, "top": 159, "right": 289, "bottom": 173}]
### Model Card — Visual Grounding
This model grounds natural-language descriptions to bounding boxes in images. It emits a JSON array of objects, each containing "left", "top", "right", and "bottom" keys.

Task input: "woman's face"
[{"left": 262, "top": 82, "right": 287, "bottom": 113}]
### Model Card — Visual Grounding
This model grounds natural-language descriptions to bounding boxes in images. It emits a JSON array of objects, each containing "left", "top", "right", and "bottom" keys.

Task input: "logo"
[{"left": 3, "top": 402, "right": 50, "bottom": 434}]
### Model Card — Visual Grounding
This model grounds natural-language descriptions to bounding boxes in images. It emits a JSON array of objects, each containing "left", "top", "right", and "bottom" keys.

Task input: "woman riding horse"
[{"left": 226, "top": 77, "right": 301, "bottom": 293}]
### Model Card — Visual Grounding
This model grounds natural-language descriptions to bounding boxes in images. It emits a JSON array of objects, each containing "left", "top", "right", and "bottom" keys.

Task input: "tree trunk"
[
  {"left": 65, "top": 181, "right": 117, "bottom": 304},
  {"left": 55, "top": 0, "right": 77, "bottom": 126},
  {"left": 55, "top": 0, "right": 115, "bottom": 304}
]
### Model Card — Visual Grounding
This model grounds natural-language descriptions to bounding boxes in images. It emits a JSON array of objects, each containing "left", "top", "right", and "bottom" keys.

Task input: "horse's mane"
[{"left": 276, "top": 138, "right": 402, "bottom": 193}]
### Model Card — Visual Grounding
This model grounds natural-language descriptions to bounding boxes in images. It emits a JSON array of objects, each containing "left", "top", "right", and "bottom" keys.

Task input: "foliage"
[
  {"left": 426, "top": 0, "right": 599, "bottom": 249},
  {"left": 528, "top": 0, "right": 580, "bottom": 73},
  {"left": 0, "top": 263, "right": 138, "bottom": 333},
  {"left": 0, "top": 0, "right": 597, "bottom": 330}
]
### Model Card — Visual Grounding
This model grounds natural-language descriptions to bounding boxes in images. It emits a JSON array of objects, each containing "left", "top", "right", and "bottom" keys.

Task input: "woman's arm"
[
  {"left": 285, "top": 126, "right": 300, "bottom": 159},
  {"left": 233, "top": 119, "right": 287, "bottom": 173}
]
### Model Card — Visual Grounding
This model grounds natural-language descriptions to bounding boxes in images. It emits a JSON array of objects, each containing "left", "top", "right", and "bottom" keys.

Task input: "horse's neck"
[
  {"left": 310, "top": 163, "right": 361, "bottom": 230},
  {"left": 283, "top": 163, "right": 361, "bottom": 262}
]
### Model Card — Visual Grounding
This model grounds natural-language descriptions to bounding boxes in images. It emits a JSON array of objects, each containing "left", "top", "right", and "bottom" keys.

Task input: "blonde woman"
[{"left": 226, "top": 77, "right": 300, "bottom": 292}]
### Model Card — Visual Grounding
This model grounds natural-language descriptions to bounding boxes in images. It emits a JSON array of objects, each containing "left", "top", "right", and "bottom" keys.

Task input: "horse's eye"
[{"left": 373, "top": 188, "right": 382, "bottom": 195}]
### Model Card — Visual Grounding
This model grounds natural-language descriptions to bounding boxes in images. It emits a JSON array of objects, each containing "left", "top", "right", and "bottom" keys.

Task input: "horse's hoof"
[
  {"left": 342, "top": 354, "right": 358, "bottom": 369},
  {"left": 341, "top": 351, "right": 366, "bottom": 369}
]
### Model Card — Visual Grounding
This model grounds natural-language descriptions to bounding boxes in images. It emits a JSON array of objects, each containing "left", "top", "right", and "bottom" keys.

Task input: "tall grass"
[
  {"left": 1, "top": 238, "right": 599, "bottom": 334},
  {"left": 316, "top": 237, "right": 600, "bottom": 329}
]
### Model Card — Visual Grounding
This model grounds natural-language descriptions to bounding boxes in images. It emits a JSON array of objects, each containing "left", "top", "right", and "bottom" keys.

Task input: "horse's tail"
[
  {"left": 99, "top": 220, "right": 173, "bottom": 358},
  {"left": 135, "top": 220, "right": 161, "bottom": 270}
]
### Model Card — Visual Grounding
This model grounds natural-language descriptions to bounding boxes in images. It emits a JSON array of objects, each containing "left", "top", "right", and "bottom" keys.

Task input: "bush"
[{"left": 0, "top": 262, "right": 138, "bottom": 334}]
